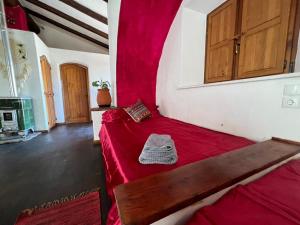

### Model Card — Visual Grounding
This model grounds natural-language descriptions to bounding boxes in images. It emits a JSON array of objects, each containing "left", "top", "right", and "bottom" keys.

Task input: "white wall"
[
  {"left": 178, "top": 8, "right": 206, "bottom": 87},
  {"left": 33, "top": 17, "right": 109, "bottom": 55},
  {"left": 33, "top": 33, "right": 52, "bottom": 131},
  {"left": 49, "top": 48, "right": 110, "bottom": 123},
  {"left": 0, "top": 52, "right": 11, "bottom": 96},
  {"left": 0, "top": 29, "right": 49, "bottom": 131},
  {"left": 1, "top": 29, "right": 111, "bottom": 130},
  {"left": 156, "top": 0, "right": 300, "bottom": 142},
  {"left": 108, "top": 0, "right": 121, "bottom": 105}
]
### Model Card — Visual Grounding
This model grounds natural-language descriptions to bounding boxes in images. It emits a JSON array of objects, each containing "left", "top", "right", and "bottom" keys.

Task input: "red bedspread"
[
  {"left": 186, "top": 159, "right": 300, "bottom": 225},
  {"left": 100, "top": 109, "right": 254, "bottom": 225}
]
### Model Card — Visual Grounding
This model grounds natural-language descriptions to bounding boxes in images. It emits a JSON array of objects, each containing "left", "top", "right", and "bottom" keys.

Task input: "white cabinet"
[{"left": 91, "top": 107, "right": 112, "bottom": 143}]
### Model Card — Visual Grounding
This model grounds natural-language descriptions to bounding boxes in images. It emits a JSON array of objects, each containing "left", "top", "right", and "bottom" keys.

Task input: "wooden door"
[
  {"left": 205, "top": 0, "right": 238, "bottom": 83},
  {"left": 61, "top": 64, "right": 90, "bottom": 124},
  {"left": 238, "top": 0, "right": 292, "bottom": 78},
  {"left": 40, "top": 56, "right": 56, "bottom": 129}
]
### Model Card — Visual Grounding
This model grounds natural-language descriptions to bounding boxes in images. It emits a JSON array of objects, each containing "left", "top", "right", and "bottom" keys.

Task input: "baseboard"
[
  {"left": 37, "top": 130, "right": 49, "bottom": 133},
  {"left": 56, "top": 122, "right": 67, "bottom": 125}
]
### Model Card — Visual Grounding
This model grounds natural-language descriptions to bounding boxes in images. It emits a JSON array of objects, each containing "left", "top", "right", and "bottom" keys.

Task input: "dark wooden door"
[{"left": 61, "top": 63, "right": 90, "bottom": 124}]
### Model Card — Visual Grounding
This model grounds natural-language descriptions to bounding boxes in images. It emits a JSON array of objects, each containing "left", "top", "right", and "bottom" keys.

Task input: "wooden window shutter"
[
  {"left": 205, "top": 0, "right": 238, "bottom": 83},
  {"left": 237, "top": 0, "right": 293, "bottom": 78}
]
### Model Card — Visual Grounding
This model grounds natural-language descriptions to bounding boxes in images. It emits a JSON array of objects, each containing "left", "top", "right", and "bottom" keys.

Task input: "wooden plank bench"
[{"left": 114, "top": 138, "right": 300, "bottom": 225}]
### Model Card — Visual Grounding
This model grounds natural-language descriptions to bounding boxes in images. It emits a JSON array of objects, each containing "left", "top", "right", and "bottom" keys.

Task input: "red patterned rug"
[{"left": 15, "top": 191, "right": 101, "bottom": 225}]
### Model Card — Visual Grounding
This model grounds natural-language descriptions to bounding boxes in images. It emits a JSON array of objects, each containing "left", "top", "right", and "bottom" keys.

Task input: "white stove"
[{"left": 0, "top": 110, "right": 18, "bottom": 131}]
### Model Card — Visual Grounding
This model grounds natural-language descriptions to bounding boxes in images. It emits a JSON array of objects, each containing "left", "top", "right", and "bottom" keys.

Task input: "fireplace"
[{"left": 0, "top": 97, "right": 34, "bottom": 134}]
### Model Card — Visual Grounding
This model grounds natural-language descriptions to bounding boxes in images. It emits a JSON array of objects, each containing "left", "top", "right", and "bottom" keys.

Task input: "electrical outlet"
[{"left": 282, "top": 96, "right": 300, "bottom": 108}]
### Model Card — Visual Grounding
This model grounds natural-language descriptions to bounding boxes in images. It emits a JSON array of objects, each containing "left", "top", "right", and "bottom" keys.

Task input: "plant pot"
[{"left": 97, "top": 88, "right": 112, "bottom": 107}]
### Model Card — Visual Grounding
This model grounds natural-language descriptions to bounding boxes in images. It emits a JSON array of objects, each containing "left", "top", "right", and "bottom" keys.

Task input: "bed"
[
  {"left": 99, "top": 109, "right": 254, "bottom": 225},
  {"left": 185, "top": 159, "right": 300, "bottom": 225}
]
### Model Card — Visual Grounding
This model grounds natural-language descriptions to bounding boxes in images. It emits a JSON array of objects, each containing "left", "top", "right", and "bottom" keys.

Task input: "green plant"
[{"left": 92, "top": 80, "right": 111, "bottom": 89}]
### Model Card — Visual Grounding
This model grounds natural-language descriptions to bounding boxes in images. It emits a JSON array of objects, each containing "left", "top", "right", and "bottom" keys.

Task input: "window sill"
[{"left": 177, "top": 73, "right": 300, "bottom": 90}]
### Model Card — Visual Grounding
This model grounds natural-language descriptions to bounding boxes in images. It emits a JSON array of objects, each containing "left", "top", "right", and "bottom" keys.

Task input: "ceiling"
[{"left": 18, "top": 0, "right": 109, "bottom": 49}]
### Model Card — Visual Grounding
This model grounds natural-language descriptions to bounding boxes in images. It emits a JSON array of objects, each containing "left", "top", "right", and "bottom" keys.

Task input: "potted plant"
[{"left": 92, "top": 80, "right": 112, "bottom": 107}]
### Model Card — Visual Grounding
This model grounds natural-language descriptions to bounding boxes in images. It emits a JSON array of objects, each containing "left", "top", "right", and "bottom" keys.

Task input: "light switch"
[
  {"left": 282, "top": 96, "right": 300, "bottom": 108},
  {"left": 284, "top": 84, "right": 300, "bottom": 96}
]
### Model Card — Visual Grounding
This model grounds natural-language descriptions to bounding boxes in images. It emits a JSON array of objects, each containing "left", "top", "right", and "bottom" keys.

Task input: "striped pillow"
[{"left": 124, "top": 100, "right": 152, "bottom": 122}]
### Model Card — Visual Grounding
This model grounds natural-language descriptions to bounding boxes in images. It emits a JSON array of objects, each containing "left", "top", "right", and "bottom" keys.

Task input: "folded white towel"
[{"left": 139, "top": 134, "right": 178, "bottom": 165}]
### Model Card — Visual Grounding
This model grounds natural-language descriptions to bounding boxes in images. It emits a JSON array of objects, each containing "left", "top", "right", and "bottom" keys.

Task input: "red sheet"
[
  {"left": 100, "top": 109, "right": 254, "bottom": 225},
  {"left": 186, "top": 160, "right": 300, "bottom": 225}
]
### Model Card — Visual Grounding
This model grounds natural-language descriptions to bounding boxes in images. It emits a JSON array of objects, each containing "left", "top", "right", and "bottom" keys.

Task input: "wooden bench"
[{"left": 114, "top": 138, "right": 300, "bottom": 225}]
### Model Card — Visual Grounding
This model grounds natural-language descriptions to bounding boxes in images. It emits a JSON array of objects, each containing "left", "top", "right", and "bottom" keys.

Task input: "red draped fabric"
[
  {"left": 5, "top": 6, "right": 28, "bottom": 31},
  {"left": 116, "top": 0, "right": 183, "bottom": 107}
]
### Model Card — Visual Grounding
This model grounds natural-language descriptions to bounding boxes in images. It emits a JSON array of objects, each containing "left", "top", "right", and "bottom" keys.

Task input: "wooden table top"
[
  {"left": 90, "top": 106, "right": 116, "bottom": 112},
  {"left": 114, "top": 138, "right": 300, "bottom": 225}
]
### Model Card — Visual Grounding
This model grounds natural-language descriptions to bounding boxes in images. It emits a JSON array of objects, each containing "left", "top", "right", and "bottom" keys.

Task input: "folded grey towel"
[{"left": 139, "top": 134, "right": 178, "bottom": 165}]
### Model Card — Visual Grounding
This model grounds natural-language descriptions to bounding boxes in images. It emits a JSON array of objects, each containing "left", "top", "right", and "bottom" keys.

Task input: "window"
[{"left": 205, "top": 0, "right": 300, "bottom": 83}]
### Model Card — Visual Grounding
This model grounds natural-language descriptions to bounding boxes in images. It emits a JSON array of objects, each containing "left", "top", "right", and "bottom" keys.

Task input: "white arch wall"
[
  {"left": 107, "top": 0, "right": 300, "bottom": 141},
  {"left": 156, "top": 0, "right": 300, "bottom": 142},
  {"left": 107, "top": 0, "right": 121, "bottom": 106}
]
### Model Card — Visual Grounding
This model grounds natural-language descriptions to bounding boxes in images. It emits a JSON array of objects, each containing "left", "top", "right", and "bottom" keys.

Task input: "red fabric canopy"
[{"left": 116, "top": 0, "right": 183, "bottom": 108}]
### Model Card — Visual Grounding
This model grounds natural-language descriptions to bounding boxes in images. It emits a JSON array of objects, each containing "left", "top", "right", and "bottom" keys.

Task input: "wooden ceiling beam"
[
  {"left": 25, "top": 8, "right": 109, "bottom": 49},
  {"left": 59, "top": 0, "right": 108, "bottom": 25},
  {"left": 25, "top": 0, "right": 108, "bottom": 39}
]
